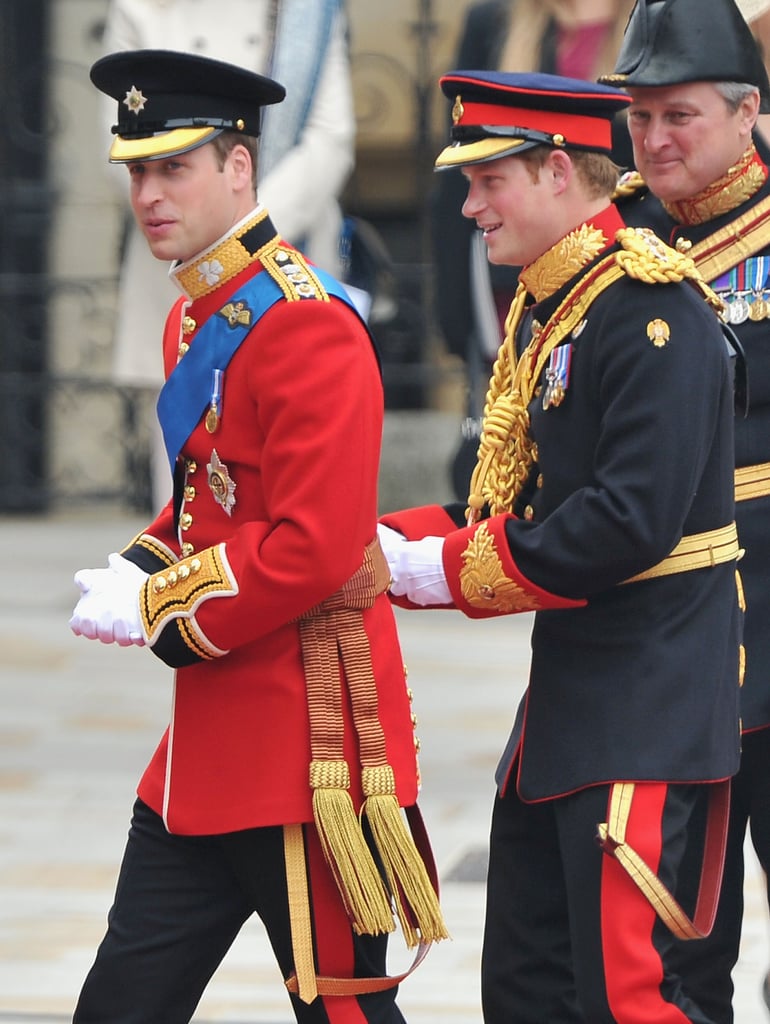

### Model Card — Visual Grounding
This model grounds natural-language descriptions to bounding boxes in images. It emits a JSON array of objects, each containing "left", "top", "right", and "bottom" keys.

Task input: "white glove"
[
  {"left": 384, "top": 531, "right": 452, "bottom": 607},
  {"left": 69, "top": 553, "right": 148, "bottom": 646},
  {"left": 377, "top": 523, "right": 407, "bottom": 572}
]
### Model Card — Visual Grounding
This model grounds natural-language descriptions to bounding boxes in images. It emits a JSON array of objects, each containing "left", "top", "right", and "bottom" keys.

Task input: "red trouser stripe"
[
  {"left": 600, "top": 783, "right": 691, "bottom": 1024},
  {"left": 306, "top": 827, "right": 370, "bottom": 1024}
]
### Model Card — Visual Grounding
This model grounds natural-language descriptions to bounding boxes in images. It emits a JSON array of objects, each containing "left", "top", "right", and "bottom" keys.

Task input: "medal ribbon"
[
  {"left": 549, "top": 344, "right": 571, "bottom": 387},
  {"left": 749, "top": 255, "right": 769, "bottom": 293}
]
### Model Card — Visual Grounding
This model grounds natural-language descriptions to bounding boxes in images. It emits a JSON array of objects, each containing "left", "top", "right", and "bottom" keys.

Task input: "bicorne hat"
[{"left": 600, "top": 0, "right": 770, "bottom": 113}]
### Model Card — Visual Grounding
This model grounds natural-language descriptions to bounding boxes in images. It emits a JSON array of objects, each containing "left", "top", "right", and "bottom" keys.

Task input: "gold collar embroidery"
[
  {"left": 172, "top": 208, "right": 276, "bottom": 300},
  {"left": 662, "top": 143, "right": 768, "bottom": 226},
  {"left": 519, "top": 223, "right": 608, "bottom": 301}
]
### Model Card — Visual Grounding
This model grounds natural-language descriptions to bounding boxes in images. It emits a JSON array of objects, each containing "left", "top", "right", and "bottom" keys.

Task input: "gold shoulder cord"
[
  {"left": 611, "top": 170, "right": 647, "bottom": 202},
  {"left": 465, "top": 229, "right": 723, "bottom": 525},
  {"left": 615, "top": 227, "right": 725, "bottom": 317},
  {"left": 466, "top": 283, "right": 529, "bottom": 524},
  {"left": 466, "top": 255, "right": 623, "bottom": 523}
]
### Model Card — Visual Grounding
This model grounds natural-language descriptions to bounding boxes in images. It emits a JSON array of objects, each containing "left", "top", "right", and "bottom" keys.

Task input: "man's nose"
[
  {"left": 461, "top": 184, "right": 482, "bottom": 219},
  {"left": 643, "top": 117, "right": 669, "bottom": 151},
  {"left": 134, "top": 173, "right": 163, "bottom": 206}
]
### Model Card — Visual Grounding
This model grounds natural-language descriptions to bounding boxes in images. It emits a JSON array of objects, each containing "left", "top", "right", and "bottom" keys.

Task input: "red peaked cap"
[{"left": 435, "top": 70, "right": 631, "bottom": 169}]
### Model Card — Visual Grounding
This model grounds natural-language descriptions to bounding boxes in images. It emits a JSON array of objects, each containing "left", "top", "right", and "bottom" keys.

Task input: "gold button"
[
  {"left": 178, "top": 342, "right": 190, "bottom": 358},
  {"left": 536, "top": 474, "right": 544, "bottom": 489},
  {"left": 177, "top": 564, "right": 190, "bottom": 580},
  {"left": 411, "top": 712, "right": 418, "bottom": 727},
  {"left": 524, "top": 505, "right": 534, "bottom": 521},
  {"left": 675, "top": 237, "right": 693, "bottom": 253},
  {"left": 414, "top": 737, "right": 421, "bottom": 752},
  {"left": 184, "top": 485, "right": 196, "bottom": 502},
  {"left": 406, "top": 686, "right": 413, "bottom": 703},
  {"left": 152, "top": 576, "right": 167, "bottom": 594},
  {"left": 182, "top": 316, "right": 197, "bottom": 335},
  {"left": 190, "top": 558, "right": 202, "bottom": 573},
  {"left": 186, "top": 459, "right": 197, "bottom": 474},
  {"left": 181, "top": 542, "right": 195, "bottom": 557},
  {"left": 179, "top": 512, "right": 193, "bottom": 530},
  {"left": 167, "top": 570, "right": 178, "bottom": 587}
]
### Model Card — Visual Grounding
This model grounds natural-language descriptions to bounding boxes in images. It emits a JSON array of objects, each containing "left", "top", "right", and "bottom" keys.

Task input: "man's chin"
[
  {"left": 145, "top": 241, "right": 178, "bottom": 262},
  {"left": 641, "top": 169, "right": 683, "bottom": 203}
]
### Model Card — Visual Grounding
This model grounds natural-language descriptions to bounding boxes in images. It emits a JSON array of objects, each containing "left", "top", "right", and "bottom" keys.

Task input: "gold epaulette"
[
  {"left": 260, "top": 243, "right": 331, "bottom": 303},
  {"left": 614, "top": 227, "right": 726, "bottom": 319},
  {"left": 611, "top": 169, "right": 647, "bottom": 202}
]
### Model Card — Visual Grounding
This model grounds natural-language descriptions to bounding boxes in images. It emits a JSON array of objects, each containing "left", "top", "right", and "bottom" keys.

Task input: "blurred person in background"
[
  {"left": 431, "top": 0, "right": 635, "bottom": 499},
  {"left": 100, "top": 0, "right": 355, "bottom": 510}
]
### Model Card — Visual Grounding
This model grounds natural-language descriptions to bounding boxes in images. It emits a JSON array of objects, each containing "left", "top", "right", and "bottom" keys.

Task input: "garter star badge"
[
  {"left": 207, "top": 449, "right": 236, "bottom": 516},
  {"left": 123, "top": 85, "right": 147, "bottom": 115}
]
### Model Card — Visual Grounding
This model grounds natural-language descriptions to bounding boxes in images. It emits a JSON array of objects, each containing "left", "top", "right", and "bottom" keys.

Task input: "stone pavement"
[{"left": 0, "top": 511, "right": 768, "bottom": 1023}]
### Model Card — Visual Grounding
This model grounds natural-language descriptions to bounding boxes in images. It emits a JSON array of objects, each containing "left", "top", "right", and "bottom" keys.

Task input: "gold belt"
[
  {"left": 735, "top": 461, "right": 770, "bottom": 502},
  {"left": 623, "top": 522, "right": 740, "bottom": 585}
]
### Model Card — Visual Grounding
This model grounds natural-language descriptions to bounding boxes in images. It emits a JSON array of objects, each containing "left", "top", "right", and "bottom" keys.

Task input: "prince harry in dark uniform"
[{"left": 379, "top": 69, "right": 742, "bottom": 1023}]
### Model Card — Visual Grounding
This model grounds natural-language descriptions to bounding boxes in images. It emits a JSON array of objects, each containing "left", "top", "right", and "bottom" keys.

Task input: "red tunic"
[{"left": 122, "top": 211, "right": 419, "bottom": 835}]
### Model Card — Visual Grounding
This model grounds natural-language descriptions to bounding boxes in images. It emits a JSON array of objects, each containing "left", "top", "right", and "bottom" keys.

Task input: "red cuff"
[
  {"left": 443, "top": 515, "right": 587, "bottom": 619},
  {"left": 379, "top": 504, "right": 458, "bottom": 541},
  {"left": 379, "top": 505, "right": 459, "bottom": 610}
]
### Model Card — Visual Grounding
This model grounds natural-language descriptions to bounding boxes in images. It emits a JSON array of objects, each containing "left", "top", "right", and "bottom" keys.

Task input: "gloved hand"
[
  {"left": 377, "top": 523, "right": 407, "bottom": 574},
  {"left": 69, "top": 553, "right": 149, "bottom": 646},
  {"left": 377, "top": 525, "right": 451, "bottom": 606}
]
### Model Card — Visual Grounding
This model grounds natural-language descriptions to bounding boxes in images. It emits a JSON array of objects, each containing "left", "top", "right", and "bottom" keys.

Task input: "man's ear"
[
  {"left": 228, "top": 143, "right": 254, "bottom": 189},
  {"left": 738, "top": 89, "right": 761, "bottom": 138},
  {"left": 546, "top": 148, "right": 573, "bottom": 194}
]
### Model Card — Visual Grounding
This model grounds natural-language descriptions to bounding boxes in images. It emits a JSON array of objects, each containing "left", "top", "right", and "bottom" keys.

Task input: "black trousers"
[
  {"left": 481, "top": 779, "right": 721, "bottom": 1024},
  {"left": 667, "top": 725, "right": 770, "bottom": 1023},
  {"left": 73, "top": 799, "right": 405, "bottom": 1024}
]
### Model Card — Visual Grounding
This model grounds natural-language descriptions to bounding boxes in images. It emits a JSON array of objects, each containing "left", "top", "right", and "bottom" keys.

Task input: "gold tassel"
[
  {"left": 310, "top": 759, "right": 395, "bottom": 937},
  {"left": 362, "top": 765, "right": 450, "bottom": 947}
]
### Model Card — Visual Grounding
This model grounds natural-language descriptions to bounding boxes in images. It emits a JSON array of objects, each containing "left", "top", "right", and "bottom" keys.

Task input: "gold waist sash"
[
  {"left": 623, "top": 522, "right": 740, "bottom": 585},
  {"left": 735, "top": 461, "right": 770, "bottom": 502}
]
